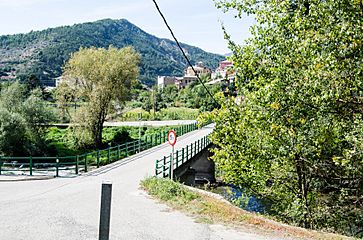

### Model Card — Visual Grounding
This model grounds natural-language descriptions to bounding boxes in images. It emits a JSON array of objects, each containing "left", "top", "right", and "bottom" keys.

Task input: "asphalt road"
[{"left": 0, "top": 125, "right": 280, "bottom": 240}]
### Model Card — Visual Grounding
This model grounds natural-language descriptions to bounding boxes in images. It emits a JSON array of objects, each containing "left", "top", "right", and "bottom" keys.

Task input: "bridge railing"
[
  {"left": 0, "top": 122, "right": 199, "bottom": 177},
  {"left": 155, "top": 134, "right": 211, "bottom": 178}
]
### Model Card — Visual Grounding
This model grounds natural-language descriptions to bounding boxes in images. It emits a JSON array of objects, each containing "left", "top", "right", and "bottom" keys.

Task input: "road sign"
[
  {"left": 168, "top": 130, "right": 177, "bottom": 146},
  {"left": 168, "top": 130, "right": 177, "bottom": 179}
]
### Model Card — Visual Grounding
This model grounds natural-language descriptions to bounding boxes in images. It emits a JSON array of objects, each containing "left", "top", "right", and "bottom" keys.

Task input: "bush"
[
  {"left": 0, "top": 82, "right": 55, "bottom": 156},
  {"left": 156, "top": 107, "right": 199, "bottom": 120},
  {"left": 121, "top": 108, "right": 152, "bottom": 121},
  {"left": 45, "top": 127, "right": 79, "bottom": 156},
  {"left": 102, "top": 127, "right": 133, "bottom": 146},
  {"left": 141, "top": 177, "right": 199, "bottom": 204},
  {"left": 0, "top": 109, "right": 28, "bottom": 156}
]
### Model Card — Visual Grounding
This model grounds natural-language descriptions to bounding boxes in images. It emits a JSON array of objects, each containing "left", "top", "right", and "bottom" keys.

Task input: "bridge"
[
  {"left": 0, "top": 122, "right": 200, "bottom": 177},
  {"left": 0, "top": 124, "right": 275, "bottom": 240}
]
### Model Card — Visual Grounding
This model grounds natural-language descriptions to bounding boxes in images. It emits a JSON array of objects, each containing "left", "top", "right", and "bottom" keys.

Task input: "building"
[
  {"left": 184, "top": 61, "right": 212, "bottom": 77},
  {"left": 211, "top": 60, "right": 234, "bottom": 80},
  {"left": 55, "top": 76, "right": 63, "bottom": 87},
  {"left": 157, "top": 61, "right": 211, "bottom": 90},
  {"left": 219, "top": 60, "right": 233, "bottom": 70},
  {"left": 175, "top": 76, "right": 197, "bottom": 90},
  {"left": 209, "top": 60, "right": 235, "bottom": 85},
  {"left": 157, "top": 76, "right": 178, "bottom": 89}
]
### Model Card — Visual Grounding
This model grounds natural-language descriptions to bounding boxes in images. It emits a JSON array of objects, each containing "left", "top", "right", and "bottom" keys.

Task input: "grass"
[
  {"left": 140, "top": 177, "right": 355, "bottom": 240},
  {"left": 140, "top": 177, "right": 199, "bottom": 205},
  {"left": 120, "top": 108, "right": 152, "bottom": 121},
  {"left": 118, "top": 107, "right": 199, "bottom": 121},
  {"left": 45, "top": 125, "right": 176, "bottom": 157},
  {"left": 156, "top": 107, "right": 199, "bottom": 120}
]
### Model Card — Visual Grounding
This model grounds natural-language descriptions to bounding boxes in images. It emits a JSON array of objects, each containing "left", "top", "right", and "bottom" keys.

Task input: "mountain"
[{"left": 0, "top": 19, "right": 224, "bottom": 86}]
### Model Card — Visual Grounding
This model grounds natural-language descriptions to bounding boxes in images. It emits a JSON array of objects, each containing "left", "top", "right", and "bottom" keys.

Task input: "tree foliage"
[
  {"left": 60, "top": 46, "right": 140, "bottom": 148},
  {"left": 0, "top": 82, "right": 55, "bottom": 156},
  {"left": 208, "top": 0, "right": 363, "bottom": 236},
  {"left": 140, "top": 83, "right": 223, "bottom": 114}
]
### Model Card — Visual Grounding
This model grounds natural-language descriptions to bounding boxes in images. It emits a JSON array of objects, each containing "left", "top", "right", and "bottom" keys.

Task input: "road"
[{"left": 0, "top": 125, "right": 280, "bottom": 240}]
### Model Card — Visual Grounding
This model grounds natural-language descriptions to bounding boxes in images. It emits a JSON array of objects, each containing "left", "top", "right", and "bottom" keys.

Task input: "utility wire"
[{"left": 152, "top": 0, "right": 220, "bottom": 107}]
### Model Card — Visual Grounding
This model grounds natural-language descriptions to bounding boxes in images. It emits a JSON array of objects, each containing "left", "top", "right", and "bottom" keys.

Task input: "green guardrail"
[
  {"left": 155, "top": 134, "right": 211, "bottom": 178},
  {"left": 0, "top": 123, "right": 199, "bottom": 177}
]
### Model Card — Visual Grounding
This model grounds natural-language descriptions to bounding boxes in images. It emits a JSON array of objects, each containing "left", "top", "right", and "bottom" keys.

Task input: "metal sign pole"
[
  {"left": 171, "top": 145, "right": 174, "bottom": 180},
  {"left": 138, "top": 112, "right": 142, "bottom": 153},
  {"left": 167, "top": 130, "right": 177, "bottom": 180}
]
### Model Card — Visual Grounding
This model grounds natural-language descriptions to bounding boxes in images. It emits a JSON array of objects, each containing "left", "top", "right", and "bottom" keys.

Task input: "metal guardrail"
[
  {"left": 155, "top": 134, "right": 211, "bottom": 178},
  {"left": 0, "top": 123, "right": 198, "bottom": 177}
]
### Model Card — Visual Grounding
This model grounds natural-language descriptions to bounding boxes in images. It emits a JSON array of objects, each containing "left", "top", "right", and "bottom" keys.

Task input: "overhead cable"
[{"left": 151, "top": 0, "right": 220, "bottom": 107}]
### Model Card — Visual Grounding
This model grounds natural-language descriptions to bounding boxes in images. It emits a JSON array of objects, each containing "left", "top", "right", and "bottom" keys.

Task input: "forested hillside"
[{"left": 0, "top": 19, "right": 223, "bottom": 85}]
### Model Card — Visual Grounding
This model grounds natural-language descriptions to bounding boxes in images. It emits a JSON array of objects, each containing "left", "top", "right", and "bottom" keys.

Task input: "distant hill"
[{"left": 0, "top": 19, "right": 224, "bottom": 86}]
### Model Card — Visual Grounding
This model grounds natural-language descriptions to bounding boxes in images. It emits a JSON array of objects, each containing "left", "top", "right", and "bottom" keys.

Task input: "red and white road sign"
[{"left": 168, "top": 130, "right": 177, "bottom": 146}]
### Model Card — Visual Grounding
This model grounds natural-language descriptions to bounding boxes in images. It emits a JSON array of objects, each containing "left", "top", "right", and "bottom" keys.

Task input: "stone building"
[
  {"left": 157, "top": 76, "right": 177, "bottom": 89},
  {"left": 157, "top": 62, "right": 211, "bottom": 90},
  {"left": 184, "top": 61, "right": 212, "bottom": 77}
]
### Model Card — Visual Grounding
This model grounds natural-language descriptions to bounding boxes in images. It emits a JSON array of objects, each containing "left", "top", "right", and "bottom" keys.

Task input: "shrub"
[
  {"left": 141, "top": 177, "right": 199, "bottom": 204},
  {"left": 0, "top": 109, "right": 28, "bottom": 156}
]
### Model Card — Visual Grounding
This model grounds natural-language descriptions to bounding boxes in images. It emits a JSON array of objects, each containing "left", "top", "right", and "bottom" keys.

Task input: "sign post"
[
  {"left": 99, "top": 181, "right": 112, "bottom": 240},
  {"left": 167, "top": 130, "right": 177, "bottom": 179},
  {"left": 138, "top": 112, "right": 142, "bottom": 153}
]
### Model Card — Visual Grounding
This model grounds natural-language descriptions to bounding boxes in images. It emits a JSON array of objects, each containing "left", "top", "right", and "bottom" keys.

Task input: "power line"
[{"left": 151, "top": 0, "right": 220, "bottom": 107}]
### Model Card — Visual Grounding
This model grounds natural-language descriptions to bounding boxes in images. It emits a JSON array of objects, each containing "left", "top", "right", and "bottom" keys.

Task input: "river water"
[{"left": 208, "top": 184, "right": 267, "bottom": 213}]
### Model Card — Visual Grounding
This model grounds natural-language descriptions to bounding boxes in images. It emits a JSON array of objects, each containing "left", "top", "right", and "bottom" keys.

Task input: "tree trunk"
[
  {"left": 294, "top": 154, "right": 311, "bottom": 228},
  {"left": 92, "top": 106, "right": 107, "bottom": 148}
]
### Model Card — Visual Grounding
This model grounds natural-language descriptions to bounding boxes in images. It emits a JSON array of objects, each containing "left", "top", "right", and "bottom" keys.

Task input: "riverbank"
[{"left": 141, "top": 177, "right": 354, "bottom": 240}]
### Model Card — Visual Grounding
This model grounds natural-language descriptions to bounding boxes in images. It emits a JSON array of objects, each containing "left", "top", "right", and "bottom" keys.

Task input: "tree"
[
  {"left": 0, "top": 82, "right": 55, "bottom": 156},
  {"left": 22, "top": 88, "right": 56, "bottom": 141},
  {"left": 22, "top": 74, "right": 42, "bottom": 94},
  {"left": 148, "top": 86, "right": 165, "bottom": 115},
  {"left": 140, "top": 90, "right": 153, "bottom": 113},
  {"left": 209, "top": 0, "right": 363, "bottom": 236},
  {"left": 160, "top": 85, "right": 178, "bottom": 108},
  {"left": 55, "top": 81, "right": 78, "bottom": 123},
  {"left": 61, "top": 46, "right": 140, "bottom": 148},
  {"left": 178, "top": 83, "right": 221, "bottom": 111},
  {"left": 0, "top": 109, "right": 28, "bottom": 156}
]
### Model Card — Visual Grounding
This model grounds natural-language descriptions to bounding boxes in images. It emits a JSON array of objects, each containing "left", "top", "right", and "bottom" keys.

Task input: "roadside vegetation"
[
  {"left": 201, "top": 0, "right": 363, "bottom": 237},
  {"left": 0, "top": 82, "right": 55, "bottom": 156},
  {"left": 45, "top": 125, "right": 178, "bottom": 157},
  {"left": 0, "top": 45, "right": 214, "bottom": 158},
  {"left": 119, "top": 107, "right": 199, "bottom": 121},
  {"left": 138, "top": 84, "right": 225, "bottom": 114},
  {"left": 57, "top": 46, "right": 140, "bottom": 148},
  {"left": 141, "top": 177, "right": 352, "bottom": 240},
  {"left": 0, "top": 80, "right": 181, "bottom": 158},
  {"left": 115, "top": 81, "right": 231, "bottom": 121}
]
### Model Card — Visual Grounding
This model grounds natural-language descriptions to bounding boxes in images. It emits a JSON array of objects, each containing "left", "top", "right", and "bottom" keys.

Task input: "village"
[{"left": 157, "top": 59, "right": 235, "bottom": 89}]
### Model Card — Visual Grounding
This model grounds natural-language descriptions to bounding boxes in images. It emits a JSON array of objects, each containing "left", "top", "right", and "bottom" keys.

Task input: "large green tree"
[
  {"left": 0, "top": 82, "right": 55, "bottom": 156},
  {"left": 60, "top": 46, "right": 140, "bottom": 148},
  {"left": 209, "top": 0, "right": 363, "bottom": 236}
]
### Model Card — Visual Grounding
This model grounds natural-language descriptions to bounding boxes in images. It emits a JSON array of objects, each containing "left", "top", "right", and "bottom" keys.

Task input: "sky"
[{"left": 0, "top": 0, "right": 255, "bottom": 54}]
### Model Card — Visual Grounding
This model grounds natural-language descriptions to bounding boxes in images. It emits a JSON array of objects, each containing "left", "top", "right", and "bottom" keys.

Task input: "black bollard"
[{"left": 99, "top": 181, "right": 113, "bottom": 240}]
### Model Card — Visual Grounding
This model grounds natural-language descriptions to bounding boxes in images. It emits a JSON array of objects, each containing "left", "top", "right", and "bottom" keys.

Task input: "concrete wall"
[{"left": 175, "top": 145, "right": 216, "bottom": 186}]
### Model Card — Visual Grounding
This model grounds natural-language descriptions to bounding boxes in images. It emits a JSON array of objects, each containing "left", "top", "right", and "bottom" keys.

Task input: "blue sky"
[{"left": 0, "top": 0, "right": 254, "bottom": 54}]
